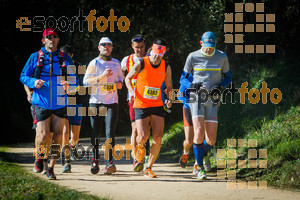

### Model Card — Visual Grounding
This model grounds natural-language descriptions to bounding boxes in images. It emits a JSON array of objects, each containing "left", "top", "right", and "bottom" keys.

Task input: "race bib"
[
  {"left": 101, "top": 83, "right": 116, "bottom": 92},
  {"left": 143, "top": 86, "right": 160, "bottom": 100}
]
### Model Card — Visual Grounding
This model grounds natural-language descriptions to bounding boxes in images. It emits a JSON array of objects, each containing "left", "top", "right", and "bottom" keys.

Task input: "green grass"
[
  {"left": 240, "top": 106, "right": 300, "bottom": 189},
  {"left": 0, "top": 150, "right": 109, "bottom": 200}
]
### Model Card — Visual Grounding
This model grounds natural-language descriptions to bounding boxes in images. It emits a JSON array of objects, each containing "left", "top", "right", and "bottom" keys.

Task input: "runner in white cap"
[{"left": 83, "top": 37, "right": 124, "bottom": 175}]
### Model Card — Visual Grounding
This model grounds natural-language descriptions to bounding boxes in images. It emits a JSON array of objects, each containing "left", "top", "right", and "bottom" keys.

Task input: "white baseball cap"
[{"left": 99, "top": 37, "right": 113, "bottom": 45}]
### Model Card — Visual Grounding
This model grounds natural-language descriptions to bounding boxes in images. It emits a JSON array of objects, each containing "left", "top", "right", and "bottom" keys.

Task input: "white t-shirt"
[{"left": 83, "top": 57, "right": 124, "bottom": 104}]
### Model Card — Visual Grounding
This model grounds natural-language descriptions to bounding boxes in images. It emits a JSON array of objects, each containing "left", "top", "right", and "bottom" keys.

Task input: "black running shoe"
[
  {"left": 46, "top": 168, "right": 56, "bottom": 180},
  {"left": 91, "top": 159, "right": 100, "bottom": 174},
  {"left": 33, "top": 159, "right": 43, "bottom": 173}
]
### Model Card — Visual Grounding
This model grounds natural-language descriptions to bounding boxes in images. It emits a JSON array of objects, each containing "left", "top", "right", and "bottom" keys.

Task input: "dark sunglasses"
[
  {"left": 45, "top": 35, "right": 58, "bottom": 39},
  {"left": 100, "top": 43, "right": 112, "bottom": 46},
  {"left": 131, "top": 37, "right": 145, "bottom": 43}
]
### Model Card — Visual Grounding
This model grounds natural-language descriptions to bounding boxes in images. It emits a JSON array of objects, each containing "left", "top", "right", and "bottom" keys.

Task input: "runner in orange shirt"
[{"left": 125, "top": 38, "right": 172, "bottom": 178}]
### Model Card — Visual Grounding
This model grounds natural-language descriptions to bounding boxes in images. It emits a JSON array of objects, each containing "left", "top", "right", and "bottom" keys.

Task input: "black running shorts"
[
  {"left": 32, "top": 105, "right": 67, "bottom": 124},
  {"left": 134, "top": 106, "right": 165, "bottom": 120}
]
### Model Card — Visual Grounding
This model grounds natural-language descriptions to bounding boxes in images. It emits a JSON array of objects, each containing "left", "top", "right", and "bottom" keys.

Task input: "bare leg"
[
  {"left": 62, "top": 119, "right": 70, "bottom": 161},
  {"left": 204, "top": 122, "right": 217, "bottom": 146},
  {"left": 49, "top": 114, "right": 65, "bottom": 169},
  {"left": 70, "top": 125, "right": 81, "bottom": 147},
  {"left": 146, "top": 115, "right": 164, "bottom": 168},
  {"left": 130, "top": 121, "right": 137, "bottom": 159},
  {"left": 35, "top": 117, "right": 52, "bottom": 159},
  {"left": 183, "top": 126, "right": 194, "bottom": 154}
]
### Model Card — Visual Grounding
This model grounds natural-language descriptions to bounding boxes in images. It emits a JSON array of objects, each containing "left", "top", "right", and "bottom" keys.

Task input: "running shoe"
[
  {"left": 104, "top": 161, "right": 116, "bottom": 175},
  {"left": 203, "top": 156, "right": 211, "bottom": 172},
  {"left": 33, "top": 159, "right": 43, "bottom": 173},
  {"left": 134, "top": 144, "right": 145, "bottom": 163},
  {"left": 46, "top": 168, "right": 56, "bottom": 180},
  {"left": 91, "top": 159, "right": 100, "bottom": 174},
  {"left": 197, "top": 169, "right": 207, "bottom": 180},
  {"left": 179, "top": 153, "right": 189, "bottom": 168},
  {"left": 144, "top": 167, "right": 157, "bottom": 178},
  {"left": 62, "top": 163, "right": 71, "bottom": 173},
  {"left": 133, "top": 161, "right": 144, "bottom": 172},
  {"left": 41, "top": 159, "right": 48, "bottom": 174},
  {"left": 70, "top": 145, "right": 78, "bottom": 161},
  {"left": 193, "top": 164, "right": 199, "bottom": 175}
]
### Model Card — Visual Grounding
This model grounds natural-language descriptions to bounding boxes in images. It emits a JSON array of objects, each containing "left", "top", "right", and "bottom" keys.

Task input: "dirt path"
[{"left": 7, "top": 137, "right": 300, "bottom": 200}]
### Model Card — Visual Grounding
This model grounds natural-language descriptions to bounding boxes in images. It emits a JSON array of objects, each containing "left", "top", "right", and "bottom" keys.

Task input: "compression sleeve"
[{"left": 219, "top": 70, "right": 232, "bottom": 88}]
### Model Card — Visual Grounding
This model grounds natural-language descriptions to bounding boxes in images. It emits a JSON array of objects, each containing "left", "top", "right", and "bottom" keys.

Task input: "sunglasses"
[
  {"left": 131, "top": 37, "right": 145, "bottom": 43},
  {"left": 100, "top": 43, "right": 112, "bottom": 47},
  {"left": 45, "top": 35, "right": 58, "bottom": 39}
]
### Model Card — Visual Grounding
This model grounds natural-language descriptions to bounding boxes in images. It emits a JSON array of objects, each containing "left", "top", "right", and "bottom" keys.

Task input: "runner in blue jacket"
[{"left": 20, "top": 28, "right": 76, "bottom": 180}]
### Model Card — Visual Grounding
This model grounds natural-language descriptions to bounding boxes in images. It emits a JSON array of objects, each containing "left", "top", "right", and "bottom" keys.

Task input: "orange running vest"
[{"left": 133, "top": 56, "right": 166, "bottom": 108}]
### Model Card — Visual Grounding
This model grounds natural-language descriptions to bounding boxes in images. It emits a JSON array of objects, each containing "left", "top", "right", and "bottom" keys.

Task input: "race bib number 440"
[{"left": 143, "top": 86, "right": 159, "bottom": 100}]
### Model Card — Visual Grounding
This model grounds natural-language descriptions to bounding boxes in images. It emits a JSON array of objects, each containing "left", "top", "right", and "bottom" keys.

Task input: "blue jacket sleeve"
[
  {"left": 20, "top": 53, "right": 38, "bottom": 89},
  {"left": 180, "top": 71, "right": 192, "bottom": 89},
  {"left": 219, "top": 70, "right": 232, "bottom": 88}
]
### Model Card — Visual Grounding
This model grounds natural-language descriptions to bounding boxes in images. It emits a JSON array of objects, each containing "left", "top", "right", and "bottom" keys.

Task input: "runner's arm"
[
  {"left": 83, "top": 61, "right": 112, "bottom": 87},
  {"left": 219, "top": 70, "right": 232, "bottom": 88},
  {"left": 164, "top": 64, "right": 173, "bottom": 108},
  {"left": 218, "top": 55, "right": 231, "bottom": 88},
  {"left": 125, "top": 60, "right": 141, "bottom": 97},
  {"left": 180, "top": 54, "right": 193, "bottom": 88},
  {"left": 23, "top": 85, "right": 33, "bottom": 103},
  {"left": 20, "top": 53, "right": 39, "bottom": 89},
  {"left": 121, "top": 56, "right": 128, "bottom": 76}
]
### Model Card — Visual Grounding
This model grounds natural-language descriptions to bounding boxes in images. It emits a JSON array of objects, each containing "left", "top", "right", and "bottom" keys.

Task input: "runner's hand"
[
  {"left": 102, "top": 68, "right": 113, "bottom": 77},
  {"left": 116, "top": 81, "right": 123, "bottom": 89},
  {"left": 34, "top": 79, "right": 45, "bottom": 89},
  {"left": 165, "top": 99, "right": 172, "bottom": 108},
  {"left": 60, "top": 80, "right": 69, "bottom": 92},
  {"left": 129, "top": 93, "right": 135, "bottom": 103}
]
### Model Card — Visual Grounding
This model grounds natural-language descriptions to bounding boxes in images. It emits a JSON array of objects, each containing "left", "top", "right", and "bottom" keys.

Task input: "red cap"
[{"left": 42, "top": 28, "right": 58, "bottom": 38}]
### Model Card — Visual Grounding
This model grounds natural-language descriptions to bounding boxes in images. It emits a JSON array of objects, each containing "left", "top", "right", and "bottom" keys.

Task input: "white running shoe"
[
  {"left": 197, "top": 169, "right": 207, "bottom": 180},
  {"left": 203, "top": 156, "right": 211, "bottom": 172}
]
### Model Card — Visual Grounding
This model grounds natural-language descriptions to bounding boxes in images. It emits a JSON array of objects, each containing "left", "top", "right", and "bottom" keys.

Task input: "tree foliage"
[{"left": 2, "top": 0, "right": 299, "bottom": 144}]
